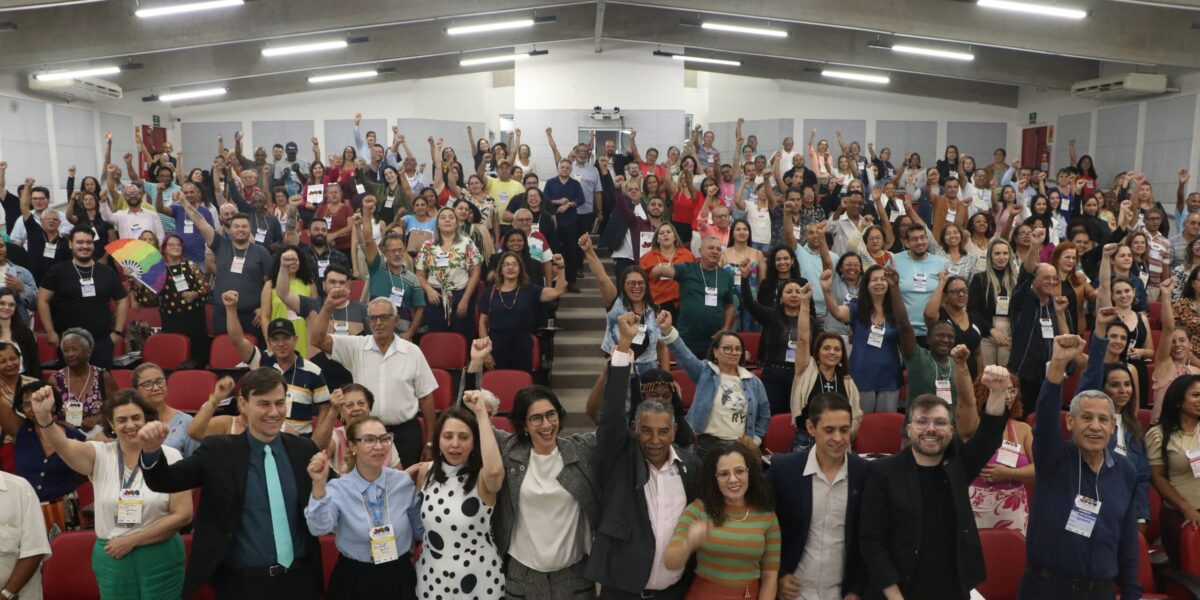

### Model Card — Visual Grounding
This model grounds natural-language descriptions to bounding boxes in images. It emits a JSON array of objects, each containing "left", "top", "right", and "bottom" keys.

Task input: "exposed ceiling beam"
[
  {"left": 0, "top": 0, "right": 587, "bottom": 69},
  {"left": 617, "top": 0, "right": 1200, "bottom": 69},
  {"left": 593, "top": 0, "right": 605, "bottom": 52},
  {"left": 606, "top": 4, "right": 1097, "bottom": 89}
]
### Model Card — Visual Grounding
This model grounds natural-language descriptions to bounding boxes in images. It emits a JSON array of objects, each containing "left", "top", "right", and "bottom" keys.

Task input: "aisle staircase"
[{"left": 551, "top": 238, "right": 613, "bottom": 434}]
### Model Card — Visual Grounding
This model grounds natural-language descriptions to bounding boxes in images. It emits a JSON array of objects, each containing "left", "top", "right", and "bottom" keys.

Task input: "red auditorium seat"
[
  {"left": 1139, "top": 532, "right": 1171, "bottom": 598},
  {"left": 35, "top": 333, "right": 57, "bottom": 365},
  {"left": 167, "top": 370, "right": 219, "bottom": 412},
  {"left": 1148, "top": 301, "right": 1162, "bottom": 330},
  {"left": 491, "top": 415, "right": 515, "bottom": 433},
  {"left": 739, "top": 331, "right": 761, "bottom": 366},
  {"left": 482, "top": 369, "right": 534, "bottom": 413},
  {"left": 763, "top": 413, "right": 796, "bottom": 454},
  {"left": 431, "top": 368, "right": 454, "bottom": 411},
  {"left": 110, "top": 368, "right": 134, "bottom": 389},
  {"left": 418, "top": 332, "right": 468, "bottom": 370},
  {"left": 853, "top": 413, "right": 904, "bottom": 455},
  {"left": 208, "top": 333, "right": 257, "bottom": 369},
  {"left": 321, "top": 534, "right": 338, "bottom": 591},
  {"left": 1026, "top": 410, "right": 1071, "bottom": 440},
  {"left": 978, "top": 528, "right": 1026, "bottom": 600},
  {"left": 671, "top": 369, "right": 695, "bottom": 409},
  {"left": 142, "top": 333, "right": 191, "bottom": 370},
  {"left": 42, "top": 530, "right": 100, "bottom": 600},
  {"left": 127, "top": 305, "right": 162, "bottom": 328}
]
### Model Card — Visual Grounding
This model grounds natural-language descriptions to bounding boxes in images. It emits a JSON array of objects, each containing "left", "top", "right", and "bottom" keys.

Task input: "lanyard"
[
  {"left": 359, "top": 482, "right": 390, "bottom": 527},
  {"left": 117, "top": 446, "right": 141, "bottom": 490},
  {"left": 1077, "top": 452, "right": 1102, "bottom": 504}
]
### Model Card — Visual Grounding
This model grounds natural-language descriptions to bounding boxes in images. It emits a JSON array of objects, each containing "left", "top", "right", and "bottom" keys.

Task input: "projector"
[{"left": 590, "top": 106, "right": 621, "bottom": 120}]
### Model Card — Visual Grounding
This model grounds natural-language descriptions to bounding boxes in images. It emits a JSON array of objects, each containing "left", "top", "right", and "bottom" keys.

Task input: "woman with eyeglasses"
[
  {"left": 925, "top": 273, "right": 982, "bottom": 380},
  {"left": 413, "top": 390, "right": 506, "bottom": 599},
  {"left": 129, "top": 233, "right": 212, "bottom": 367},
  {"left": 308, "top": 385, "right": 401, "bottom": 475},
  {"left": 125, "top": 362, "right": 198, "bottom": 458},
  {"left": 306, "top": 414, "right": 423, "bottom": 599},
  {"left": 29, "top": 386, "right": 193, "bottom": 598},
  {"left": 49, "top": 328, "right": 118, "bottom": 438},
  {"left": 657, "top": 310, "right": 770, "bottom": 459},
  {"left": 581, "top": 235, "right": 668, "bottom": 374},
  {"left": 665, "top": 440, "right": 779, "bottom": 600},
  {"left": 0, "top": 361, "right": 80, "bottom": 531},
  {"left": 494, "top": 382, "right": 600, "bottom": 600},
  {"left": 859, "top": 223, "right": 895, "bottom": 270},
  {"left": 639, "top": 222, "right": 695, "bottom": 321}
]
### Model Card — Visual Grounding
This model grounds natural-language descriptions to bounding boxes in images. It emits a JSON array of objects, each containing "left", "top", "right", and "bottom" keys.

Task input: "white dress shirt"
[{"left": 796, "top": 449, "right": 850, "bottom": 600}]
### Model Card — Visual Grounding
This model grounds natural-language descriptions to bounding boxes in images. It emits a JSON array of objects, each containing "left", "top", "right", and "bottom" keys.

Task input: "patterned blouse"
[
  {"left": 415, "top": 237, "right": 482, "bottom": 292},
  {"left": 131, "top": 260, "right": 211, "bottom": 315},
  {"left": 51, "top": 365, "right": 105, "bottom": 422}
]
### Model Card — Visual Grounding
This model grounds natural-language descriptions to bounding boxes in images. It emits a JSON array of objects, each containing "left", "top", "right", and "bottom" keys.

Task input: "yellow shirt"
[{"left": 486, "top": 177, "right": 525, "bottom": 224}]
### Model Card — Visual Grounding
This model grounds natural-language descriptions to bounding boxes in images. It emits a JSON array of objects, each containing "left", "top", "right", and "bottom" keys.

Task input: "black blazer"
[
  {"left": 767, "top": 449, "right": 869, "bottom": 598},
  {"left": 585, "top": 362, "right": 700, "bottom": 594},
  {"left": 142, "top": 433, "right": 324, "bottom": 599},
  {"left": 858, "top": 412, "right": 1007, "bottom": 599}
]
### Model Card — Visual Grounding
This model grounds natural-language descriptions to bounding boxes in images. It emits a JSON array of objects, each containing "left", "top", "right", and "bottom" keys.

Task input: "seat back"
[
  {"left": 671, "top": 369, "right": 695, "bottom": 410},
  {"left": 491, "top": 415, "right": 515, "bottom": 433},
  {"left": 853, "top": 412, "right": 905, "bottom": 455},
  {"left": 1027, "top": 410, "right": 1071, "bottom": 440},
  {"left": 418, "top": 332, "right": 468, "bottom": 370},
  {"left": 1180, "top": 525, "right": 1200, "bottom": 575},
  {"left": 43, "top": 530, "right": 100, "bottom": 600},
  {"left": 167, "top": 370, "right": 219, "bottom": 412},
  {"left": 482, "top": 369, "right": 534, "bottom": 413},
  {"left": 763, "top": 413, "right": 796, "bottom": 454},
  {"left": 35, "top": 332, "right": 57, "bottom": 366},
  {"left": 739, "top": 331, "right": 762, "bottom": 366},
  {"left": 142, "top": 332, "right": 191, "bottom": 370},
  {"left": 110, "top": 368, "right": 134, "bottom": 389},
  {"left": 209, "top": 333, "right": 257, "bottom": 370},
  {"left": 431, "top": 368, "right": 454, "bottom": 411},
  {"left": 978, "top": 528, "right": 1027, "bottom": 600},
  {"left": 1137, "top": 532, "right": 1157, "bottom": 594}
]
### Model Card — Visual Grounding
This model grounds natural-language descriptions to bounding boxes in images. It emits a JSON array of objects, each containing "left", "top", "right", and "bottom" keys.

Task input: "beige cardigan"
[{"left": 790, "top": 360, "right": 864, "bottom": 434}]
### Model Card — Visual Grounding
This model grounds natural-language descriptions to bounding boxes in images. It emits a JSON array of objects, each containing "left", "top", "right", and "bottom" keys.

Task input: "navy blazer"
[{"left": 767, "top": 449, "right": 870, "bottom": 598}]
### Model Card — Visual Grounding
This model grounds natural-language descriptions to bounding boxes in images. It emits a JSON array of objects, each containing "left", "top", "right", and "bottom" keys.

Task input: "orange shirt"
[{"left": 640, "top": 247, "right": 696, "bottom": 306}]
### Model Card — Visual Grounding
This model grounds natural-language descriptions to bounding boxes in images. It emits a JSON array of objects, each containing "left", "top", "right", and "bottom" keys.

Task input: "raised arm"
[
  {"left": 1098, "top": 243, "right": 1116, "bottom": 309},
  {"left": 1179, "top": 169, "right": 1191, "bottom": 213},
  {"left": 546, "top": 127, "right": 562, "bottom": 166},
  {"left": 180, "top": 195, "right": 215, "bottom": 246},
  {"left": 125, "top": 152, "right": 144, "bottom": 186},
  {"left": 951, "top": 345, "right": 980, "bottom": 439},
  {"left": 186, "top": 377, "right": 235, "bottom": 442},
  {"left": 889, "top": 269, "right": 918, "bottom": 358},
  {"left": 27, "top": 386, "right": 97, "bottom": 476},
  {"left": 793, "top": 284, "right": 814, "bottom": 378},
  {"left": 579, "top": 234, "right": 617, "bottom": 306},
  {"left": 835, "top": 130, "right": 849, "bottom": 156},
  {"left": 924, "top": 268, "right": 949, "bottom": 326},
  {"left": 819, "top": 269, "right": 852, "bottom": 323},
  {"left": 221, "top": 291, "right": 256, "bottom": 363}
]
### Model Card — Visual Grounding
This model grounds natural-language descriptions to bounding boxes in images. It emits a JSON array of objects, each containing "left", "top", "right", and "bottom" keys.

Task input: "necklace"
[
  {"left": 497, "top": 286, "right": 519, "bottom": 310},
  {"left": 729, "top": 507, "right": 751, "bottom": 522}
]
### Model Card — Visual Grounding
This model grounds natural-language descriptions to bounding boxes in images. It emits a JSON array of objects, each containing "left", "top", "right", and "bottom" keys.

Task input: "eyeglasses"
[
  {"left": 137, "top": 378, "right": 167, "bottom": 390},
  {"left": 527, "top": 410, "right": 559, "bottom": 426},
  {"left": 946, "top": 288, "right": 968, "bottom": 295},
  {"left": 366, "top": 314, "right": 395, "bottom": 322},
  {"left": 353, "top": 434, "right": 395, "bottom": 446},
  {"left": 912, "top": 417, "right": 952, "bottom": 430},
  {"left": 716, "top": 467, "right": 749, "bottom": 481},
  {"left": 719, "top": 345, "right": 743, "bottom": 355},
  {"left": 625, "top": 280, "right": 646, "bottom": 288}
]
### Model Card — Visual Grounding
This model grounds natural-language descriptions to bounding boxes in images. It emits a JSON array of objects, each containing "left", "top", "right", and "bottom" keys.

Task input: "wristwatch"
[{"left": 2, "top": 588, "right": 19, "bottom": 600}]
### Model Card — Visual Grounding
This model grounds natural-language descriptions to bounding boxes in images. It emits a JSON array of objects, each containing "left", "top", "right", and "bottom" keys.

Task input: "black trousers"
[
  {"left": 557, "top": 216, "right": 580, "bottom": 283},
  {"left": 328, "top": 553, "right": 416, "bottom": 600},
  {"left": 1018, "top": 567, "right": 1115, "bottom": 600},
  {"left": 386, "top": 417, "right": 423, "bottom": 468},
  {"left": 163, "top": 306, "right": 210, "bottom": 367},
  {"left": 599, "top": 579, "right": 686, "bottom": 600},
  {"left": 761, "top": 364, "right": 795, "bottom": 415},
  {"left": 214, "top": 559, "right": 320, "bottom": 600},
  {"left": 1019, "top": 375, "right": 1044, "bottom": 420}
]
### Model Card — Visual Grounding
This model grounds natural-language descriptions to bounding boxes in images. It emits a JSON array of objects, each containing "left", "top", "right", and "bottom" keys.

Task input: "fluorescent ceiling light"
[
  {"left": 0, "top": 0, "right": 104, "bottom": 11},
  {"left": 307, "top": 70, "right": 379, "bottom": 84},
  {"left": 460, "top": 53, "right": 531, "bottom": 67},
  {"left": 135, "top": 0, "right": 243, "bottom": 18},
  {"left": 262, "top": 40, "right": 348, "bottom": 57},
  {"left": 890, "top": 43, "right": 975, "bottom": 61},
  {"left": 822, "top": 70, "right": 890, "bottom": 84},
  {"left": 33, "top": 66, "right": 121, "bottom": 81},
  {"left": 977, "top": 0, "right": 1087, "bottom": 19},
  {"left": 446, "top": 19, "right": 534, "bottom": 35},
  {"left": 159, "top": 87, "right": 228, "bottom": 102},
  {"left": 700, "top": 21, "right": 787, "bottom": 38},
  {"left": 670, "top": 54, "right": 741, "bottom": 67}
]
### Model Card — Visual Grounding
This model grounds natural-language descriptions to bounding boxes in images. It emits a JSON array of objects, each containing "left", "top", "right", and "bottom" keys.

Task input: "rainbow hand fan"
[{"left": 105, "top": 239, "right": 167, "bottom": 292}]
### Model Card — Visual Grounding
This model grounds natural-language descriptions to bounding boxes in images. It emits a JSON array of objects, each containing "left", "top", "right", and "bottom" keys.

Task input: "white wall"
[{"left": 514, "top": 42, "right": 684, "bottom": 111}]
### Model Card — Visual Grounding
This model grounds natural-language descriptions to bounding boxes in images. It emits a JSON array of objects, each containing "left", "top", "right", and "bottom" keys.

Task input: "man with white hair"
[
  {"left": 17, "top": 180, "right": 71, "bottom": 283},
  {"left": 309, "top": 287, "right": 438, "bottom": 468},
  {"left": 1019, "top": 334, "right": 1140, "bottom": 599}
]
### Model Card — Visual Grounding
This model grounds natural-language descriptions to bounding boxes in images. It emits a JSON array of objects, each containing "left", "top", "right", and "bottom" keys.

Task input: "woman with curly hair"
[{"left": 665, "top": 440, "right": 779, "bottom": 599}]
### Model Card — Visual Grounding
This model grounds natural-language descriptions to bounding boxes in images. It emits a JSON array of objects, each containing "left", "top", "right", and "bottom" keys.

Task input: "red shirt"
[{"left": 315, "top": 202, "right": 353, "bottom": 251}]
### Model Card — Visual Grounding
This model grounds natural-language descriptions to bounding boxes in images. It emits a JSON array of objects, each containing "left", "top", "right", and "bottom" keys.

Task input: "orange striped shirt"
[{"left": 670, "top": 499, "right": 781, "bottom": 585}]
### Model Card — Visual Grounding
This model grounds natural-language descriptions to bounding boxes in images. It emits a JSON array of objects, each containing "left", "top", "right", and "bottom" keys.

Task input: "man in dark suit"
[
  {"left": 859, "top": 365, "right": 1014, "bottom": 600},
  {"left": 768, "top": 393, "right": 868, "bottom": 600},
  {"left": 138, "top": 367, "right": 323, "bottom": 600},
  {"left": 588, "top": 312, "right": 700, "bottom": 599}
]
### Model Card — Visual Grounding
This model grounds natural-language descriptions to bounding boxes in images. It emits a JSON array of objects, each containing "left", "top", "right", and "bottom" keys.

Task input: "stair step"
[
  {"left": 554, "top": 333, "right": 606, "bottom": 358},
  {"left": 553, "top": 307, "right": 608, "bottom": 330},
  {"left": 558, "top": 293, "right": 609, "bottom": 309}
]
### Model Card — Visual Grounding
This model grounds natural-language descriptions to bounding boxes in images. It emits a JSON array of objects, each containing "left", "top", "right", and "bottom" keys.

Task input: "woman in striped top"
[{"left": 665, "top": 441, "right": 780, "bottom": 599}]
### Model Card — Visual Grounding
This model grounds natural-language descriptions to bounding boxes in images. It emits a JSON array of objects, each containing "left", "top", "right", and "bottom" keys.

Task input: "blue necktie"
[{"left": 263, "top": 445, "right": 294, "bottom": 568}]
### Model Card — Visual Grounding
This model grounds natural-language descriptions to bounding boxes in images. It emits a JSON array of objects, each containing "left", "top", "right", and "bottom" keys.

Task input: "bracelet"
[{"left": 36, "top": 419, "right": 54, "bottom": 429}]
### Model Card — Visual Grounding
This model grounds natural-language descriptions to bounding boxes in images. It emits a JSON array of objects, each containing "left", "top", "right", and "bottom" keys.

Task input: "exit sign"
[{"left": 1028, "top": 112, "right": 1037, "bottom": 124}]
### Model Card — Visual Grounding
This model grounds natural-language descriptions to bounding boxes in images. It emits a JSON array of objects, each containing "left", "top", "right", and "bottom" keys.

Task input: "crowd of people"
[{"left": 0, "top": 115, "right": 1196, "bottom": 600}]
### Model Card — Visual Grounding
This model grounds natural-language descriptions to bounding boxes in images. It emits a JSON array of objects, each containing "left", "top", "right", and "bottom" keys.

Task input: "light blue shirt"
[
  {"left": 304, "top": 467, "right": 423, "bottom": 563},
  {"left": 163, "top": 411, "right": 200, "bottom": 458},
  {"left": 891, "top": 250, "right": 948, "bottom": 336},
  {"left": 570, "top": 161, "right": 602, "bottom": 215},
  {"left": 794, "top": 244, "right": 838, "bottom": 317}
]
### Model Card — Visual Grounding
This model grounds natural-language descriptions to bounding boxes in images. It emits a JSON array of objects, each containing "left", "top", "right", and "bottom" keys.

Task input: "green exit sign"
[{"left": 1028, "top": 112, "right": 1037, "bottom": 124}]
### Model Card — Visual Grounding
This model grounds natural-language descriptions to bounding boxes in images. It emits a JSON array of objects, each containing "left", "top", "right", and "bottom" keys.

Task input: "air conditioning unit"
[
  {"left": 1071, "top": 73, "right": 1168, "bottom": 101},
  {"left": 28, "top": 75, "right": 123, "bottom": 102}
]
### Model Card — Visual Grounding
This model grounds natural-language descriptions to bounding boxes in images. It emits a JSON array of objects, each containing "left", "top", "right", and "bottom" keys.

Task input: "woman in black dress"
[{"left": 478, "top": 251, "right": 565, "bottom": 373}]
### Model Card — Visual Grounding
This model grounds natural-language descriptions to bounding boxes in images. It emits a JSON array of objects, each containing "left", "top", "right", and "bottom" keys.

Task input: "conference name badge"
[
  {"left": 1066, "top": 495, "right": 1101, "bottom": 538},
  {"left": 368, "top": 524, "right": 399, "bottom": 564},
  {"left": 117, "top": 488, "right": 144, "bottom": 525}
]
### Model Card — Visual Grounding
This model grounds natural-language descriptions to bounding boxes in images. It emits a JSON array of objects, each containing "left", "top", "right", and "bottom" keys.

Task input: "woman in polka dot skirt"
[{"left": 413, "top": 390, "right": 506, "bottom": 599}]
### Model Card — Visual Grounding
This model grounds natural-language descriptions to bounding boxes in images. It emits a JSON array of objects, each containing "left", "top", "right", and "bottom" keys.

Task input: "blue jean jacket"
[
  {"left": 663, "top": 329, "right": 771, "bottom": 443},
  {"left": 1079, "top": 334, "right": 1152, "bottom": 522}
]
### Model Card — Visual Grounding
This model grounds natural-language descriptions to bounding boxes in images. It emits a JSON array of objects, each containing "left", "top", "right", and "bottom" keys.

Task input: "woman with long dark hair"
[
  {"left": 1147, "top": 373, "right": 1200, "bottom": 566},
  {"left": 582, "top": 235, "right": 667, "bottom": 373},
  {"left": 791, "top": 320, "right": 863, "bottom": 451},
  {"left": 755, "top": 245, "right": 801, "bottom": 308},
  {"left": 823, "top": 265, "right": 903, "bottom": 413},
  {"left": 740, "top": 278, "right": 810, "bottom": 415},
  {"left": 0, "top": 288, "right": 37, "bottom": 376},
  {"left": 665, "top": 440, "right": 779, "bottom": 599},
  {"left": 416, "top": 207, "right": 482, "bottom": 338},
  {"left": 478, "top": 250, "right": 565, "bottom": 373},
  {"left": 639, "top": 222, "right": 694, "bottom": 320}
]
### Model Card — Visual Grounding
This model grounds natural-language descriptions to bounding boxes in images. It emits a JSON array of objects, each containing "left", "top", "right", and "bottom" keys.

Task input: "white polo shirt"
[
  {"left": 329, "top": 333, "right": 438, "bottom": 425},
  {"left": 0, "top": 471, "right": 51, "bottom": 599}
]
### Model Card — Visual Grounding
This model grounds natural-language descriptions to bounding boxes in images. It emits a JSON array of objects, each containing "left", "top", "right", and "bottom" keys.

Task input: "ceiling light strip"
[
  {"left": 700, "top": 22, "right": 787, "bottom": 38},
  {"left": 821, "top": 69, "right": 890, "bottom": 84},
  {"left": 159, "top": 87, "right": 228, "bottom": 102},
  {"left": 890, "top": 44, "right": 975, "bottom": 61},
  {"left": 307, "top": 70, "right": 380, "bottom": 83},
  {"left": 446, "top": 19, "right": 535, "bottom": 35},
  {"left": 262, "top": 40, "right": 348, "bottom": 57},
  {"left": 976, "top": 0, "right": 1087, "bottom": 19},
  {"left": 459, "top": 53, "right": 532, "bottom": 66},
  {"left": 33, "top": 66, "right": 121, "bottom": 81},
  {"left": 135, "top": 0, "right": 243, "bottom": 19}
]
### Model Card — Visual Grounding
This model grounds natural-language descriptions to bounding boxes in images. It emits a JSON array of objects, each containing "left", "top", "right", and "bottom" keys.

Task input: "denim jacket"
[
  {"left": 600, "top": 297, "right": 662, "bottom": 373},
  {"left": 663, "top": 329, "right": 770, "bottom": 443}
]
